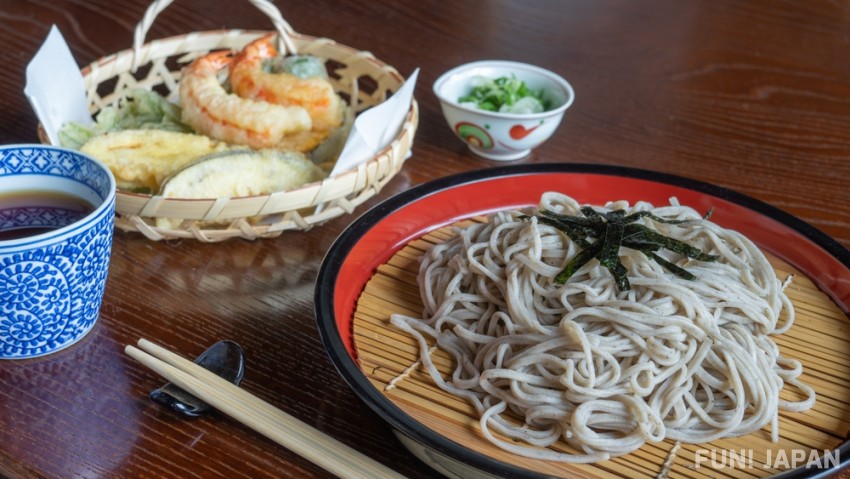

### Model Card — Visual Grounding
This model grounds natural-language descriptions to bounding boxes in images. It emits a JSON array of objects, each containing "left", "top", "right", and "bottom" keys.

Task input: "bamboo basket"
[
  {"left": 353, "top": 220, "right": 850, "bottom": 479},
  {"left": 41, "top": 0, "right": 418, "bottom": 242}
]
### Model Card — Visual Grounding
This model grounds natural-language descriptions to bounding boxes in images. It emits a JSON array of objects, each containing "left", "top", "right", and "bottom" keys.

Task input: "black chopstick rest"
[{"left": 149, "top": 340, "right": 245, "bottom": 417}]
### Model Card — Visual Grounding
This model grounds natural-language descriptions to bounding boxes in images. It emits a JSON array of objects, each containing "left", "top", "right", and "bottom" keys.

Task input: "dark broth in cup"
[{"left": 0, "top": 190, "right": 95, "bottom": 241}]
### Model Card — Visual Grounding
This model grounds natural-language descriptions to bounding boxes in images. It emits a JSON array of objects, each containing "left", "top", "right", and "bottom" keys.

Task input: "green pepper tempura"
[{"left": 458, "top": 75, "right": 550, "bottom": 114}]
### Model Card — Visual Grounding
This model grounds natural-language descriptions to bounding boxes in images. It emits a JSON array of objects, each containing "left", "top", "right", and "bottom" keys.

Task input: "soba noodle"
[{"left": 390, "top": 192, "right": 816, "bottom": 463}]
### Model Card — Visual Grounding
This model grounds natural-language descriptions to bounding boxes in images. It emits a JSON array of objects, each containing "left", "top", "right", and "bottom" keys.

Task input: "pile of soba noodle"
[{"left": 390, "top": 192, "right": 816, "bottom": 463}]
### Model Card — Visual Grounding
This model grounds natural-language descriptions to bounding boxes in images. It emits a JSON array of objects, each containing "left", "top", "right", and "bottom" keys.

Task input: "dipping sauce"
[{"left": 0, "top": 190, "right": 95, "bottom": 241}]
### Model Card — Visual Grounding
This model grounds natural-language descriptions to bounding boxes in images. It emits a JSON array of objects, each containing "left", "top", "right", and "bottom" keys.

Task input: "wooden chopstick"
[{"left": 125, "top": 339, "right": 407, "bottom": 479}]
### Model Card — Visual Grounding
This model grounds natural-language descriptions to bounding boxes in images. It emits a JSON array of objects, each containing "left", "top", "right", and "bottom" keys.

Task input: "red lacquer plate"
[{"left": 314, "top": 163, "right": 850, "bottom": 478}]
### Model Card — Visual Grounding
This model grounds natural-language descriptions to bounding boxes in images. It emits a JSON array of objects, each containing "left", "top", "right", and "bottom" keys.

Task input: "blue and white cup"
[{"left": 0, "top": 145, "right": 116, "bottom": 359}]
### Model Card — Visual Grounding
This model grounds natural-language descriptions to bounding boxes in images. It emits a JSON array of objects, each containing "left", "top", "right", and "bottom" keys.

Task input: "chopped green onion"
[{"left": 458, "top": 74, "right": 550, "bottom": 113}]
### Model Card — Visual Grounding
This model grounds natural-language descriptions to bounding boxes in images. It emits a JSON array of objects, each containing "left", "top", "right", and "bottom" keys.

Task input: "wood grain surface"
[{"left": 1, "top": 1, "right": 849, "bottom": 478}]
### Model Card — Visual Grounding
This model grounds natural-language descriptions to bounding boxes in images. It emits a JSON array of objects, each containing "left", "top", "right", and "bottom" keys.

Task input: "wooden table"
[{"left": 1, "top": 1, "right": 849, "bottom": 478}]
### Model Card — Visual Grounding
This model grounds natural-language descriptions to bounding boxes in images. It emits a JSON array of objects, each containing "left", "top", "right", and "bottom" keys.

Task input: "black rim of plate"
[{"left": 314, "top": 162, "right": 850, "bottom": 479}]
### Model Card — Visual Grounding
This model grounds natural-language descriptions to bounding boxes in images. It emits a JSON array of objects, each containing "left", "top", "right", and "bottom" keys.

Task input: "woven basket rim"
[{"left": 84, "top": 29, "right": 347, "bottom": 75}]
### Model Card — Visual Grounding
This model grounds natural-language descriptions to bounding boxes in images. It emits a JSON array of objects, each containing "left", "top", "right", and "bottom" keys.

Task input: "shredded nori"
[{"left": 526, "top": 207, "right": 717, "bottom": 291}]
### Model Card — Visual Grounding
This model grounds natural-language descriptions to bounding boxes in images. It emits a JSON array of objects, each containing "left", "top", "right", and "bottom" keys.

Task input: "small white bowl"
[{"left": 433, "top": 60, "right": 575, "bottom": 161}]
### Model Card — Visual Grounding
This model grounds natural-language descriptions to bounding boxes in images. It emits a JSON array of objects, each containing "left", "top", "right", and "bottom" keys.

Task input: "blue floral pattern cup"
[{"left": 0, "top": 145, "right": 115, "bottom": 359}]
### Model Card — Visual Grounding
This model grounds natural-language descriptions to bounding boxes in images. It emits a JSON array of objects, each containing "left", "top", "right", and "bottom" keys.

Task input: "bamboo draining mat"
[{"left": 352, "top": 219, "right": 850, "bottom": 479}]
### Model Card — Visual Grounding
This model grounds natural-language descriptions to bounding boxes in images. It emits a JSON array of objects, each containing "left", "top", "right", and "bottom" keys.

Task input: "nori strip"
[{"left": 529, "top": 205, "right": 717, "bottom": 291}]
